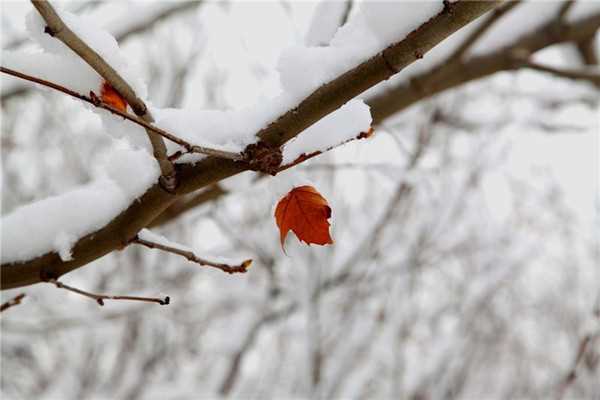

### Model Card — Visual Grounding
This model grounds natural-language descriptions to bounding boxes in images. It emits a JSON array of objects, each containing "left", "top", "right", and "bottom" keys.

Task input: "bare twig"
[
  {"left": 0, "top": 293, "right": 26, "bottom": 313},
  {"left": 447, "top": 1, "right": 522, "bottom": 62},
  {"left": 576, "top": 35, "right": 598, "bottom": 66},
  {"left": 277, "top": 128, "right": 374, "bottom": 173},
  {"left": 133, "top": 237, "right": 252, "bottom": 274},
  {"left": 31, "top": 0, "right": 177, "bottom": 191},
  {"left": 557, "top": 0, "right": 576, "bottom": 22},
  {"left": 47, "top": 279, "right": 169, "bottom": 306},
  {"left": 0, "top": 67, "right": 242, "bottom": 160},
  {"left": 556, "top": 305, "right": 600, "bottom": 400},
  {"left": 515, "top": 58, "right": 600, "bottom": 85}
]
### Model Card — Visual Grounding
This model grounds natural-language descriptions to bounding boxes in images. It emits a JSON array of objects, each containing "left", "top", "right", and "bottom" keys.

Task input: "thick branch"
[
  {"left": 256, "top": 1, "right": 502, "bottom": 146},
  {"left": 31, "top": 0, "right": 177, "bottom": 190},
  {"left": 2, "top": 1, "right": 500, "bottom": 289},
  {"left": 368, "top": 11, "right": 600, "bottom": 124}
]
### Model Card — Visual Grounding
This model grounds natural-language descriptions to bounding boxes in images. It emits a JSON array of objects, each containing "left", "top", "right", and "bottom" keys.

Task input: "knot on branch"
[
  {"left": 44, "top": 25, "right": 57, "bottom": 37},
  {"left": 242, "top": 141, "right": 283, "bottom": 175},
  {"left": 443, "top": 0, "right": 456, "bottom": 15}
]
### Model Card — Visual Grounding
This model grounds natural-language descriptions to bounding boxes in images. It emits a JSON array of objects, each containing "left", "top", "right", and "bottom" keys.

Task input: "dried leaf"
[
  {"left": 100, "top": 81, "right": 127, "bottom": 112},
  {"left": 275, "top": 185, "right": 333, "bottom": 249}
]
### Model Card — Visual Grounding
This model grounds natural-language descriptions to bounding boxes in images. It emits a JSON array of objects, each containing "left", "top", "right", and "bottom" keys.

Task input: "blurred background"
[{"left": 1, "top": 1, "right": 599, "bottom": 399}]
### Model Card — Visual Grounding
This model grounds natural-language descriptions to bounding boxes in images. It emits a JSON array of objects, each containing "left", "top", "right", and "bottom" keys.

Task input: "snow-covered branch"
[
  {"left": 1, "top": 2, "right": 502, "bottom": 289},
  {"left": 31, "top": 0, "right": 177, "bottom": 191}
]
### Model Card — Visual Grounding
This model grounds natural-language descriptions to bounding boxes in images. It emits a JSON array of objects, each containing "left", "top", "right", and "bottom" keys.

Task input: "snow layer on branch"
[
  {"left": 25, "top": 7, "right": 147, "bottom": 98},
  {"left": 1, "top": 147, "right": 159, "bottom": 264},
  {"left": 138, "top": 229, "right": 193, "bottom": 253},
  {"left": 153, "top": 97, "right": 287, "bottom": 158},
  {"left": 278, "top": 1, "right": 442, "bottom": 100},
  {"left": 304, "top": 1, "right": 351, "bottom": 46},
  {"left": 282, "top": 99, "right": 372, "bottom": 164},
  {"left": 138, "top": 228, "right": 249, "bottom": 267}
]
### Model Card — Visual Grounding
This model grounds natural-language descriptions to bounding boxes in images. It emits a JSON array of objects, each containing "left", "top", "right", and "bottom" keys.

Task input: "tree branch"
[
  {"left": 576, "top": 35, "right": 598, "bottom": 66},
  {"left": 148, "top": 185, "right": 227, "bottom": 228},
  {"left": 0, "top": 293, "right": 26, "bottom": 313},
  {"left": 2, "top": 1, "right": 501, "bottom": 289},
  {"left": 447, "top": 0, "right": 522, "bottom": 62},
  {"left": 133, "top": 237, "right": 252, "bottom": 274},
  {"left": 47, "top": 279, "right": 169, "bottom": 306},
  {"left": 516, "top": 59, "right": 600, "bottom": 86},
  {"left": 557, "top": 0, "right": 576, "bottom": 22},
  {"left": 0, "top": 67, "right": 242, "bottom": 160},
  {"left": 2, "top": 2, "right": 202, "bottom": 102},
  {"left": 255, "top": 1, "right": 502, "bottom": 147},
  {"left": 31, "top": 0, "right": 177, "bottom": 191},
  {"left": 368, "top": 11, "right": 600, "bottom": 124}
]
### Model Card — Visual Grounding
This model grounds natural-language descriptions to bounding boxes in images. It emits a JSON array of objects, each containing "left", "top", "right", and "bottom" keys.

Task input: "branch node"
[
  {"left": 242, "top": 141, "right": 283, "bottom": 176},
  {"left": 443, "top": 0, "right": 455, "bottom": 15},
  {"left": 43, "top": 25, "right": 57, "bottom": 37}
]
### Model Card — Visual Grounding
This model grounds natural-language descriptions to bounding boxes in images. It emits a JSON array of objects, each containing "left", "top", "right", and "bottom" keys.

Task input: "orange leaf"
[
  {"left": 275, "top": 185, "right": 333, "bottom": 249},
  {"left": 100, "top": 81, "right": 127, "bottom": 112}
]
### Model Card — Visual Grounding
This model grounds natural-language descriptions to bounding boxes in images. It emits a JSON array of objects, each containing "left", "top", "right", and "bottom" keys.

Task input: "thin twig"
[
  {"left": 515, "top": 59, "right": 600, "bottom": 85},
  {"left": 0, "top": 67, "right": 242, "bottom": 161},
  {"left": 447, "top": 1, "right": 521, "bottom": 62},
  {"left": 0, "top": 293, "right": 26, "bottom": 313},
  {"left": 277, "top": 128, "right": 374, "bottom": 173},
  {"left": 133, "top": 237, "right": 252, "bottom": 274},
  {"left": 557, "top": 0, "right": 576, "bottom": 22},
  {"left": 576, "top": 35, "right": 598, "bottom": 66},
  {"left": 31, "top": 0, "right": 177, "bottom": 190},
  {"left": 47, "top": 279, "right": 169, "bottom": 306}
]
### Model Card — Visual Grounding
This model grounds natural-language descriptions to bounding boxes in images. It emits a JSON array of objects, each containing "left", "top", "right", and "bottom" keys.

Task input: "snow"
[
  {"left": 304, "top": 1, "right": 350, "bottom": 46},
  {"left": 361, "top": 1, "right": 443, "bottom": 49},
  {"left": 2, "top": 51, "right": 102, "bottom": 95},
  {"left": 282, "top": 99, "right": 372, "bottom": 164},
  {"left": 1, "top": 147, "right": 159, "bottom": 264},
  {"left": 3, "top": 0, "right": 557, "bottom": 265},
  {"left": 25, "top": 7, "right": 147, "bottom": 98},
  {"left": 138, "top": 228, "right": 193, "bottom": 253}
]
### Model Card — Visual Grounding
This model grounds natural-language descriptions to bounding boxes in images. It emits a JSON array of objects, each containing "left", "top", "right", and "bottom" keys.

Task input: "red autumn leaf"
[
  {"left": 100, "top": 81, "right": 127, "bottom": 112},
  {"left": 275, "top": 185, "right": 333, "bottom": 249}
]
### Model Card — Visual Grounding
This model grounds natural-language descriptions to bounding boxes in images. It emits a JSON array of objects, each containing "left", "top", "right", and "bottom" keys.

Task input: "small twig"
[
  {"left": 0, "top": 293, "right": 26, "bottom": 313},
  {"left": 0, "top": 67, "right": 243, "bottom": 161},
  {"left": 557, "top": 0, "right": 576, "bottom": 22},
  {"left": 47, "top": 279, "right": 169, "bottom": 306},
  {"left": 277, "top": 127, "right": 374, "bottom": 173},
  {"left": 576, "top": 35, "right": 598, "bottom": 66},
  {"left": 556, "top": 304, "right": 600, "bottom": 400},
  {"left": 133, "top": 237, "right": 252, "bottom": 274},
  {"left": 514, "top": 58, "right": 600, "bottom": 85},
  {"left": 447, "top": 1, "right": 521, "bottom": 62}
]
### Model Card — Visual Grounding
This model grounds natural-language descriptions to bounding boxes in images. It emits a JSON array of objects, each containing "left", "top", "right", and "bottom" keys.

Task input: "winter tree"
[{"left": 1, "top": 1, "right": 599, "bottom": 399}]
